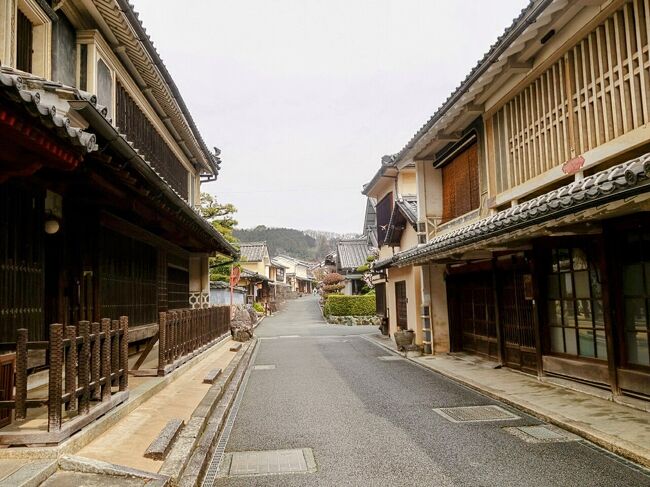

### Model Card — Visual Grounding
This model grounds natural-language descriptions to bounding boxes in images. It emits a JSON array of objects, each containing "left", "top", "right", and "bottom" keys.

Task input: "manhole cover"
[
  {"left": 433, "top": 405, "right": 519, "bottom": 423},
  {"left": 253, "top": 365, "right": 276, "bottom": 370},
  {"left": 503, "top": 425, "right": 580, "bottom": 443},
  {"left": 219, "top": 448, "right": 317, "bottom": 477},
  {"left": 378, "top": 355, "right": 405, "bottom": 361}
]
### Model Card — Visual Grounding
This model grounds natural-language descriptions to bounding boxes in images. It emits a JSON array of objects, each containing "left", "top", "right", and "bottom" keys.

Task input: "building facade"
[
  {"left": 373, "top": 0, "right": 650, "bottom": 398},
  {"left": 0, "top": 0, "right": 236, "bottom": 431}
]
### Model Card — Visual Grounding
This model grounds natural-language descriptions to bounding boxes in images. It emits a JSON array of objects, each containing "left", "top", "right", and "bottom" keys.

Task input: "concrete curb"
[
  {"left": 363, "top": 335, "right": 650, "bottom": 469},
  {"left": 58, "top": 455, "right": 169, "bottom": 486},
  {"left": 0, "top": 334, "right": 232, "bottom": 460},
  {"left": 159, "top": 338, "right": 256, "bottom": 485}
]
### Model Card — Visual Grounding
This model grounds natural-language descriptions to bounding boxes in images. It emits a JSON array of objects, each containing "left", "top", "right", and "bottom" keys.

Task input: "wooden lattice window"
[
  {"left": 376, "top": 193, "right": 393, "bottom": 245},
  {"left": 441, "top": 143, "right": 479, "bottom": 223},
  {"left": 492, "top": 0, "right": 650, "bottom": 193},
  {"left": 395, "top": 281, "right": 407, "bottom": 329},
  {"left": 167, "top": 266, "right": 189, "bottom": 310},
  {"left": 16, "top": 10, "right": 33, "bottom": 72},
  {"left": 115, "top": 82, "right": 189, "bottom": 199},
  {"left": 99, "top": 228, "right": 157, "bottom": 326}
]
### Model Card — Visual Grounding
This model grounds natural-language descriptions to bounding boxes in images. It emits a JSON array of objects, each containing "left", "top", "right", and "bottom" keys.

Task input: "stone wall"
[{"left": 326, "top": 315, "right": 382, "bottom": 326}]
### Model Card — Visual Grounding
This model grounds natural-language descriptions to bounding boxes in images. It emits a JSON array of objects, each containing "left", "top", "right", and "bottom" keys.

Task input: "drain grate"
[
  {"left": 219, "top": 448, "right": 317, "bottom": 477},
  {"left": 377, "top": 355, "right": 405, "bottom": 361},
  {"left": 503, "top": 425, "right": 580, "bottom": 443},
  {"left": 252, "top": 365, "right": 276, "bottom": 370},
  {"left": 433, "top": 405, "right": 520, "bottom": 423}
]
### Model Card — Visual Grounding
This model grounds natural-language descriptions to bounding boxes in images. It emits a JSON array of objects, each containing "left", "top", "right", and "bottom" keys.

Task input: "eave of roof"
[
  {"left": 393, "top": 0, "right": 553, "bottom": 166},
  {"left": 95, "top": 0, "right": 220, "bottom": 175},
  {"left": 68, "top": 99, "right": 238, "bottom": 257},
  {"left": 386, "top": 153, "right": 650, "bottom": 268}
]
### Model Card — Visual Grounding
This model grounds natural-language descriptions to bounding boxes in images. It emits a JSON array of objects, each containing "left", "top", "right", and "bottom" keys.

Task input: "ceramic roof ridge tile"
[
  {"left": 0, "top": 66, "right": 97, "bottom": 152},
  {"left": 378, "top": 153, "right": 650, "bottom": 268}
]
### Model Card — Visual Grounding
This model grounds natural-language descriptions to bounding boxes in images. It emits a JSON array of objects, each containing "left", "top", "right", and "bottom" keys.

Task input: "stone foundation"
[{"left": 326, "top": 315, "right": 382, "bottom": 326}]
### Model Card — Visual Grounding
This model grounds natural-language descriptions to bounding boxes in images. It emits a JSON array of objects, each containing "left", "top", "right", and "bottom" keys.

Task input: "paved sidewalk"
[
  {"left": 366, "top": 333, "right": 650, "bottom": 468},
  {"left": 76, "top": 336, "right": 238, "bottom": 473}
]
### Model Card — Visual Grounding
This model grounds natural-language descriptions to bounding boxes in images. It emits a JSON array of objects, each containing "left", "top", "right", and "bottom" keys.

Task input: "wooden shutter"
[
  {"left": 376, "top": 193, "right": 393, "bottom": 245},
  {"left": 442, "top": 143, "right": 479, "bottom": 223},
  {"left": 395, "top": 281, "right": 408, "bottom": 329}
]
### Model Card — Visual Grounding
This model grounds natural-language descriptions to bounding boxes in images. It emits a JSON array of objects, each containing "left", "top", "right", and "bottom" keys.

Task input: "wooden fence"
[
  {"left": 0, "top": 317, "right": 129, "bottom": 445},
  {"left": 157, "top": 306, "right": 230, "bottom": 375}
]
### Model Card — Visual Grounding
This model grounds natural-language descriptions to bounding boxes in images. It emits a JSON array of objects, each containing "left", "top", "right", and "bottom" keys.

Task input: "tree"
[{"left": 200, "top": 193, "right": 239, "bottom": 282}]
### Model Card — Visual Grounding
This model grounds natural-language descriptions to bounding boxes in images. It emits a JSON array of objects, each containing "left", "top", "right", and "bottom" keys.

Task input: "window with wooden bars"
[
  {"left": 441, "top": 142, "right": 479, "bottom": 223},
  {"left": 115, "top": 82, "right": 189, "bottom": 199},
  {"left": 376, "top": 193, "right": 393, "bottom": 245},
  {"left": 492, "top": 0, "right": 650, "bottom": 193},
  {"left": 16, "top": 10, "right": 33, "bottom": 72}
]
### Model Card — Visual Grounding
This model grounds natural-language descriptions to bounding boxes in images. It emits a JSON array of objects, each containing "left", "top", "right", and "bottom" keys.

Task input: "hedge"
[{"left": 324, "top": 294, "right": 375, "bottom": 317}]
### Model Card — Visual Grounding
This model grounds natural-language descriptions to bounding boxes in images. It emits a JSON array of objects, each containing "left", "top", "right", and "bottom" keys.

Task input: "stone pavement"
[
  {"left": 77, "top": 336, "right": 239, "bottom": 472},
  {"left": 367, "top": 333, "right": 650, "bottom": 468}
]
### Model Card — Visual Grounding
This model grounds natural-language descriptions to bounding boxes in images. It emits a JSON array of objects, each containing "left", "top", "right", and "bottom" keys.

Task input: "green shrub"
[
  {"left": 253, "top": 302, "right": 265, "bottom": 313},
  {"left": 356, "top": 264, "right": 370, "bottom": 273},
  {"left": 324, "top": 294, "right": 375, "bottom": 316}
]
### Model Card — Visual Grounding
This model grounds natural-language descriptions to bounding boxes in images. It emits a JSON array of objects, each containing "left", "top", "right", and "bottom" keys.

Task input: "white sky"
[{"left": 132, "top": 0, "right": 528, "bottom": 233}]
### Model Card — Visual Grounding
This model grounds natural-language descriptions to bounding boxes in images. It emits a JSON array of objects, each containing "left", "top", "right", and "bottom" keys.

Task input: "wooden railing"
[
  {"left": 0, "top": 317, "right": 129, "bottom": 443},
  {"left": 157, "top": 306, "right": 230, "bottom": 375}
]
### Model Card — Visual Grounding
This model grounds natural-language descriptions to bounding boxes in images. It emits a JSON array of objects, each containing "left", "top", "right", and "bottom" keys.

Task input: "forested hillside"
[{"left": 233, "top": 226, "right": 355, "bottom": 261}]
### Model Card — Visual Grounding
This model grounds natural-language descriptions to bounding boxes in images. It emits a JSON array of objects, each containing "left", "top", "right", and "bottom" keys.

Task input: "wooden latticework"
[
  {"left": 441, "top": 143, "right": 479, "bottom": 223},
  {"left": 492, "top": 0, "right": 650, "bottom": 193}
]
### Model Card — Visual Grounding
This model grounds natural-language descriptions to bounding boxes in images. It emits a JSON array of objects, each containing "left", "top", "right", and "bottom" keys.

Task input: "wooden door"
[
  {"left": 395, "top": 281, "right": 408, "bottom": 330},
  {"left": 499, "top": 268, "right": 537, "bottom": 373},
  {"left": 447, "top": 272, "right": 498, "bottom": 360}
]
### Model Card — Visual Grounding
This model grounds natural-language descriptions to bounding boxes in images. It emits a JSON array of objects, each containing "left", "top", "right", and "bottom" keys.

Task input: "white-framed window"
[{"left": 0, "top": 0, "right": 52, "bottom": 77}]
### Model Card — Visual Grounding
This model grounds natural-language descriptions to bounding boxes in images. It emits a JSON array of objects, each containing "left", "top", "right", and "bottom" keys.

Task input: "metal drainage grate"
[
  {"left": 503, "top": 425, "right": 580, "bottom": 443},
  {"left": 433, "top": 405, "right": 520, "bottom": 423},
  {"left": 219, "top": 448, "right": 317, "bottom": 477},
  {"left": 252, "top": 365, "right": 276, "bottom": 370},
  {"left": 377, "top": 355, "right": 405, "bottom": 361}
]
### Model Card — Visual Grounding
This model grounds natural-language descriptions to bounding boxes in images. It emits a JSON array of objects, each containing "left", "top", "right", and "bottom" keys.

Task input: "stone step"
[
  {"left": 144, "top": 418, "right": 185, "bottom": 460},
  {"left": 203, "top": 368, "right": 222, "bottom": 385},
  {"left": 0, "top": 460, "right": 57, "bottom": 487},
  {"left": 229, "top": 343, "right": 242, "bottom": 352}
]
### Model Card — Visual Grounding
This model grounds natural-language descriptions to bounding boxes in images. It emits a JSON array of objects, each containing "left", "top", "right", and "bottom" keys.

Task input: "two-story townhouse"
[
  {"left": 0, "top": 0, "right": 236, "bottom": 438},
  {"left": 364, "top": 156, "right": 423, "bottom": 344},
  {"left": 381, "top": 0, "right": 650, "bottom": 399},
  {"left": 274, "top": 255, "right": 315, "bottom": 294}
]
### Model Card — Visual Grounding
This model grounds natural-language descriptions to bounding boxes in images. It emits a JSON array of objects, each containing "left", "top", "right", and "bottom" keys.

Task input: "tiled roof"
[
  {"left": 337, "top": 238, "right": 373, "bottom": 271},
  {"left": 393, "top": 0, "right": 546, "bottom": 165},
  {"left": 395, "top": 195, "right": 418, "bottom": 225},
  {"left": 375, "top": 153, "right": 650, "bottom": 269},
  {"left": 0, "top": 67, "right": 98, "bottom": 153},
  {"left": 239, "top": 242, "right": 268, "bottom": 262},
  {"left": 270, "top": 258, "right": 289, "bottom": 269},
  {"left": 241, "top": 268, "right": 269, "bottom": 282}
]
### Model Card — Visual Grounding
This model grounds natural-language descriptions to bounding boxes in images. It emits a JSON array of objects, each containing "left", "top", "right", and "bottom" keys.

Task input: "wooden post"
[
  {"left": 15, "top": 328, "right": 28, "bottom": 421},
  {"left": 119, "top": 316, "right": 128, "bottom": 391},
  {"left": 158, "top": 312, "right": 167, "bottom": 374},
  {"left": 91, "top": 322, "right": 101, "bottom": 400},
  {"left": 64, "top": 326, "right": 78, "bottom": 412},
  {"left": 111, "top": 320, "right": 119, "bottom": 387},
  {"left": 78, "top": 321, "right": 91, "bottom": 415},
  {"left": 48, "top": 324, "right": 64, "bottom": 432},
  {"left": 101, "top": 318, "right": 111, "bottom": 402}
]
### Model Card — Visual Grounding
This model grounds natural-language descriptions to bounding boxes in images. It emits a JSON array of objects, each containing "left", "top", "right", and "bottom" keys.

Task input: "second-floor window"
[
  {"left": 115, "top": 82, "right": 189, "bottom": 199},
  {"left": 16, "top": 9, "right": 33, "bottom": 72},
  {"left": 441, "top": 142, "right": 479, "bottom": 223}
]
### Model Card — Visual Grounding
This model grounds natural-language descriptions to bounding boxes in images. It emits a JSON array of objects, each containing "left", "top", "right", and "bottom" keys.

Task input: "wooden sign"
[{"left": 523, "top": 274, "right": 534, "bottom": 300}]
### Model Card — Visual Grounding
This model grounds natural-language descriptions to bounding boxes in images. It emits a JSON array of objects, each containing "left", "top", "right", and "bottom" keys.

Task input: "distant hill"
[{"left": 233, "top": 226, "right": 358, "bottom": 262}]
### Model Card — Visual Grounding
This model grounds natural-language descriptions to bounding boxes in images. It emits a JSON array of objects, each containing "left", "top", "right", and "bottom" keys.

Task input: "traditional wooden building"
[
  {"left": 376, "top": 0, "right": 650, "bottom": 398},
  {"left": 0, "top": 0, "right": 235, "bottom": 439},
  {"left": 364, "top": 157, "right": 423, "bottom": 342}
]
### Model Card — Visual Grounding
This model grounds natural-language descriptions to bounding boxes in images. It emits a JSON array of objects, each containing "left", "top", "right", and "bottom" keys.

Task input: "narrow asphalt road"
[{"left": 211, "top": 296, "right": 650, "bottom": 486}]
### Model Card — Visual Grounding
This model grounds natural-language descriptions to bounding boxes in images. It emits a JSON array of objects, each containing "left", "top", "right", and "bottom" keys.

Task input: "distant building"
[{"left": 336, "top": 238, "right": 374, "bottom": 295}]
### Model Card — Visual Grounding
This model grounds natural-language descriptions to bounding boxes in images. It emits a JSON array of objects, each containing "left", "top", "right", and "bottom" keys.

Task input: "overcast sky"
[{"left": 133, "top": 0, "right": 528, "bottom": 234}]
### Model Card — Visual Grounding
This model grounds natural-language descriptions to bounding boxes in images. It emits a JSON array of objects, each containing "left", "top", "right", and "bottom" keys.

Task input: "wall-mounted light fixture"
[{"left": 44, "top": 190, "right": 63, "bottom": 235}]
